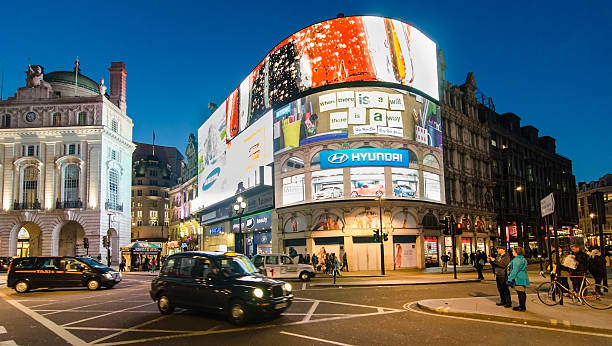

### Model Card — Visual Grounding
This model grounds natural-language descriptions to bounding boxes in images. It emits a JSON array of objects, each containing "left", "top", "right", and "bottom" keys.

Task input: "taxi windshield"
[
  {"left": 77, "top": 257, "right": 105, "bottom": 268},
  {"left": 219, "top": 255, "right": 258, "bottom": 277}
]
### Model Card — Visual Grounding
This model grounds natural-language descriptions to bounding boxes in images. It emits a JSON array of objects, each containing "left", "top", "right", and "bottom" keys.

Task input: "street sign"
[{"left": 540, "top": 193, "right": 555, "bottom": 217}]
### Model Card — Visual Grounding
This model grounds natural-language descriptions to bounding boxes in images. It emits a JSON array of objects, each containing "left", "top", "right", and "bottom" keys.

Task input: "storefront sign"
[
  {"left": 321, "top": 148, "right": 411, "bottom": 169},
  {"left": 232, "top": 211, "right": 272, "bottom": 232},
  {"left": 209, "top": 227, "right": 223, "bottom": 235}
]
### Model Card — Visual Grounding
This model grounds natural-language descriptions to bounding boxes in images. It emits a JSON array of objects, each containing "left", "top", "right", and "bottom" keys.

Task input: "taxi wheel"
[
  {"left": 14, "top": 280, "right": 29, "bottom": 293},
  {"left": 87, "top": 279, "right": 100, "bottom": 291},
  {"left": 228, "top": 299, "right": 249, "bottom": 326},
  {"left": 157, "top": 294, "right": 175, "bottom": 315},
  {"left": 300, "top": 271, "right": 311, "bottom": 282}
]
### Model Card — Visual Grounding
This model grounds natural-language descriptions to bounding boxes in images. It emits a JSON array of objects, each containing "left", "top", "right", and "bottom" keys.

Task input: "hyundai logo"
[{"left": 328, "top": 153, "right": 349, "bottom": 164}]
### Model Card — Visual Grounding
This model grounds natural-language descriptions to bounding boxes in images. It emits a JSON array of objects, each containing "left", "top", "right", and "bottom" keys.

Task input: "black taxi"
[
  {"left": 7, "top": 256, "right": 121, "bottom": 293},
  {"left": 150, "top": 251, "right": 293, "bottom": 325}
]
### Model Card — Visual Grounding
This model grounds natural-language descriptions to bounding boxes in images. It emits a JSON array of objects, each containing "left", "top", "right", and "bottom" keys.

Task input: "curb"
[
  {"left": 415, "top": 301, "right": 612, "bottom": 335},
  {"left": 122, "top": 272, "right": 158, "bottom": 277},
  {"left": 311, "top": 279, "right": 481, "bottom": 287}
]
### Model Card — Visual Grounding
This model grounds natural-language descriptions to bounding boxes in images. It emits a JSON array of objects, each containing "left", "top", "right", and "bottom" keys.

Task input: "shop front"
[
  {"left": 423, "top": 236, "right": 439, "bottom": 267},
  {"left": 203, "top": 221, "right": 234, "bottom": 252},
  {"left": 120, "top": 241, "right": 161, "bottom": 271},
  {"left": 232, "top": 210, "right": 272, "bottom": 257}
]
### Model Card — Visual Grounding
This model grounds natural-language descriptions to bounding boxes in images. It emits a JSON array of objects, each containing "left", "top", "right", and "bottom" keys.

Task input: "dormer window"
[
  {"left": 1, "top": 114, "right": 11, "bottom": 128},
  {"left": 78, "top": 112, "right": 87, "bottom": 125},
  {"left": 53, "top": 113, "right": 62, "bottom": 126}
]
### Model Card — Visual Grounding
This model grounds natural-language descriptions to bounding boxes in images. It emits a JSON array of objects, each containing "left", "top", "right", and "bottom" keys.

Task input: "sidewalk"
[{"left": 416, "top": 294, "right": 612, "bottom": 334}]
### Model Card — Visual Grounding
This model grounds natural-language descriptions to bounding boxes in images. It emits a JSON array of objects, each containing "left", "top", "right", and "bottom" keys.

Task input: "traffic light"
[
  {"left": 456, "top": 223, "right": 463, "bottom": 235},
  {"left": 383, "top": 232, "right": 388, "bottom": 242},
  {"left": 83, "top": 237, "right": 89, "bottom": 249},
  {"left": 102, "top": 236, "right": 109, "bottom": 248},
  {"left": 440, "top": 218, "right": 450, "bottom": 235},
  {"left": 373, "top": 229, "right": 380, "bottom": 242}
]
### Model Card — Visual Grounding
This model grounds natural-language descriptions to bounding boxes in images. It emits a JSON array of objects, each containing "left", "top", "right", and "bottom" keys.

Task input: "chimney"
[{"left": 108, "top": 62, "right": 127, "bottom": 112}]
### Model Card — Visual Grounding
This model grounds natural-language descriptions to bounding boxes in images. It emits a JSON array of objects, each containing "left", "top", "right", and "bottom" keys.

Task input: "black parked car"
[
  {"left": 7, "top": 256, "right": 121, "bottom": 293},
  {"left": 0, "top": 257, "right": 12, "bottom": 272},
  {"left": 150, "top": 251, "right": 293, "bottom": 325}
]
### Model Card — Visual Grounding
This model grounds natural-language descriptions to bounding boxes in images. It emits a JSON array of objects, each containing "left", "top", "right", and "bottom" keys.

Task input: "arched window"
[
  {"left": 53, "top": 113, "right": 62, "bottom": 126},
  {"left": 22, "top": 166, "right": 38, "bottom": 207},
  {"left": 78, "top": 112, "right": 87, "bottom": 125},
  {"left": 423, "top": 154, "right": 440, "bottom": 169},
  {"left": 406, "top": 149, "right": 418, "bottom": 164},
  {"left": 310, "top": 152, "right": 320, "bottom": 166},
  {"left": 281, "top": 157, "right": 304, "bottom": 173},
  {"left": 421, "top": 212, "right": 439, "bottom": 229},
  {"left": 1, "top": 114, "right": 11, "bottom": 128},
  {"left": 64, "top": 165, "right": 79, "bottom": 203},
  {"left": 108, "top": 168, "right": 119, "bottom": 209}
]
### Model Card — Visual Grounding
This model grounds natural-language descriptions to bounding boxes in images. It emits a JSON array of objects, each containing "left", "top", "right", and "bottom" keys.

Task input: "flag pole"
[
  {"left": 152, "top": 130, "right": 156, "bottom": 156},
  {"left": 74, "top": 56, "right": 79, "bottom": 96}
]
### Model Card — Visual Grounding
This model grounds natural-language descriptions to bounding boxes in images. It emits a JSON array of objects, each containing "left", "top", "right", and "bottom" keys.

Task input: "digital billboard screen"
[
  {"left": 273, "top": 86, "right": 441, "bottom": 153},
  {"left": 212, "top": 16, "right": 438, "bottom": 143}
]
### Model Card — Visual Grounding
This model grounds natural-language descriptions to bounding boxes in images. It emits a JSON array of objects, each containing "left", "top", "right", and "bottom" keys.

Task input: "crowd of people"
[{"left": 288, "top": 247, "right": 348, "bottom": 275}]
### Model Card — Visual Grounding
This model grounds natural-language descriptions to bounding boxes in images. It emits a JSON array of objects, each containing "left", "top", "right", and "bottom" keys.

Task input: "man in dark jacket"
[
  {"left": 489, "top": 246, "right": 511, "bottom": 307},
  {"left": 569, "top": 244, "right": 589, "bottom": 292},
  {"left": 588, "top": 249, "right": 606, "bottom": 293}
]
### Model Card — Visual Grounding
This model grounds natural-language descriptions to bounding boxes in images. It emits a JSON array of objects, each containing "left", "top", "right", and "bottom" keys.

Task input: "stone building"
[
  {"left": 577, "top": 174, "right": 612, "bottom": 248},
  {"left": 0, "top": 62, "right": 134, "bottom": 264},
  {"left": 130, "top": 142, "right": 183, "bottom": 245}
]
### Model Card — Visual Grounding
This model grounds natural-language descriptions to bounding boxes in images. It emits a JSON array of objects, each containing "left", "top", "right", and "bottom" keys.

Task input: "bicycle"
[{"left": 536, "top": 271, "right": 611, "bottom": 310}]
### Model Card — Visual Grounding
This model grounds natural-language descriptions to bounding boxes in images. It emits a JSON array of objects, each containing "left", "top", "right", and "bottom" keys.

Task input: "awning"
[{"left": 121, "top": 241, "right": 162, "bottom": 254}]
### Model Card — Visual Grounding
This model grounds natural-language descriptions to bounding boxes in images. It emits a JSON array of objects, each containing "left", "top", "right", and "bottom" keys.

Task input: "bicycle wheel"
[
  {"left": 536, "top": 281, "right": 562, "bottom": 306},
  {"left": 581, "top": 284, "right": 612, "bottom": 310}
]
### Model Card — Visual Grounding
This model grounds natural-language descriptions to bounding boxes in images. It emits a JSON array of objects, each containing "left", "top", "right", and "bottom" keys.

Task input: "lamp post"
[
  {"left": 233, "top": 196, "right": 247, "bottom": 255},
  {"left": 377, "top": 196, "right": 385, "bottom": 275},
  {"left": 107, "top": 213, "right": 112, "bottom": 266}
]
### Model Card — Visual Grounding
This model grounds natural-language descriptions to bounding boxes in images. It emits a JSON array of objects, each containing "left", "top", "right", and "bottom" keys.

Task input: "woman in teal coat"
[{"left": 507, "top": 246, "right": 530, "bottom": 311}]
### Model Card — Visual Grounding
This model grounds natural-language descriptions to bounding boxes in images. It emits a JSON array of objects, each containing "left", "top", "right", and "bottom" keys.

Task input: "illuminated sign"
[
  {"left": 320, "top": 148, "right": 411, "bottom": 169},
  {"left": 232, "top": 211, "right": 272, "bottom": 232}
]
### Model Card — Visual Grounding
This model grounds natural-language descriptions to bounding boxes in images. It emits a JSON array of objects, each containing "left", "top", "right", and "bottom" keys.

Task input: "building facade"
[
  {"left": 130, "top": 142, "right": 183, "bottom": 244},
  {"left": 577, "top": 174, "right": 612, "bottom": 248},
  {"left": 0, "top": 62, "right": 134, "bottom": 264}
]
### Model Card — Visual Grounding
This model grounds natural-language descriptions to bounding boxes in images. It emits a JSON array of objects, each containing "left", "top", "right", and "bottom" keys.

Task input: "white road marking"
[
  {"left": 62, "top": 302, "right": 155, "bottom": 327},
  {"left": 303, "top": 300, "right": 320, "bottom": 322},
  {"left": 280, "top": 331, "right": 354, "bottom": 346},
  {"left": 0, "top": 291, "right": 88, "bottom": 345},
  {"left": 0, "top": 340, "right": 18, "bottom": 346},
  {"left": 302, "top": 283, "right": 306, "bottom": 290},
  {"left": 0, "top": 326, "right": 6, "bottom": 334},
  {"left": 89, "top": 315, "right": 170, "bottom": 344},
  {"left": 403, "top": 301, "right": 612, "bottom": 338}
]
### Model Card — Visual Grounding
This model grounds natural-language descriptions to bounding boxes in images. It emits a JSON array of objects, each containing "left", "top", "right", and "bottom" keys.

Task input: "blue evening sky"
[{"left": 1, "top": 0, "right": 610, "bottom": 183}]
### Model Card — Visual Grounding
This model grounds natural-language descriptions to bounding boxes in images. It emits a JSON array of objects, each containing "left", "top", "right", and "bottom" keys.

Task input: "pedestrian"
[
  {"left": 489, "top": 246, "right": 511, "bottom": 308},
  {"left": 312, "top": 254, "right": 318, "bottom": 271},
  {"left": 507, "top": 246, "right": 530, "bottom": 311},
  {"left": 97, "top": 253, "right": 102, "bottom": 262},
  {"left": 548, "top": 246, "right": 570, "bottom": 290},
  {"left": 568, "top": 244, "right": 589, "bottom": 292},
  {"left": 119, "top": 257, "right": 126, "bottom": 272},
  {"left": 144, "top": 257, "right": 150, "bottom": 272},
  {"left": 470, "top": 252, "right": 476, "bottom": 266},
  {"left": 588, "top": 249, "right": 606, "bottom": 294},
  {"left": 341, "top": 252, "right": 348, "bottom": 272},
  {"left": 475, "top": 250, "right": 485, "bottom": 280},
  {"left": 305, "top": 253, "right": 311, "bottom": 265},
  {"left": 298, "top": 254, "right": 304, "bottom": 264},
  {"left": 441, "top": 252, "right": 450, "bottom": 273},
  {"left": 151, "top": 257, "right": 157, "bottom": 272},
  {"left": 463, "top": 251, "right": 469, "bottom": 265},
  {"left": 134, "top": 257, "right": 140, "bottom": 272},
  {"left": 332, "top": 253, "right": 341, "bottom": 277}
]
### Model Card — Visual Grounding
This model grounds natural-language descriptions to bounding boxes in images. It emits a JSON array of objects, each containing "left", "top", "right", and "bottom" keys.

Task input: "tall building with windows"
[
  {"left": 0, "top": 62, "right": 134, "bottom": 264},
  {"left": 130, "top": 142, "right": 183, "bottom": 245},
  {"left": 577, "top": 174, "right": 612, "bottom": 248}
]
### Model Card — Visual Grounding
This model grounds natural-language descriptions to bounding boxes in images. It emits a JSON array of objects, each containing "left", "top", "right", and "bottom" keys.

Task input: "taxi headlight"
[
  {"left": 253, "top": 288, "right": 264, "bottom": 298},
  {"left": 284, "top": 283, "right": 292, "bottom": 292},
  {"left": 103, "top": 273, "right": 113, "bottom": 279}
]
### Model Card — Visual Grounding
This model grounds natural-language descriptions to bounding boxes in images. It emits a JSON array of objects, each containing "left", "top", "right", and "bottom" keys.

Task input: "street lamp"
[
  {"left": 377, "top": 196, "right": 385, "bottom": 275},
  {"left": 233, "top": 196, "right": 247, "bottom": 255}
]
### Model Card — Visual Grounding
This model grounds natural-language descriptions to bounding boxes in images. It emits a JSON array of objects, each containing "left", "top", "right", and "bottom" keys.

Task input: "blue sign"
[
  {"left": 232, "top": 211, "right": 272, "bottom": 232},
  {"left": 209, "top": 226, "right": 223, "bottom": 235},
  {"left": 320, "top": 148, "right": 411, "bottom": 169}
]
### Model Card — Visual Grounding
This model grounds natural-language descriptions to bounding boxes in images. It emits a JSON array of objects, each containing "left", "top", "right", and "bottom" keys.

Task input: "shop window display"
[
  {"left": 350, "top": 167, "right": 385, "bottom": 198},
  {"left": 391, "top": 168, "right": 419, "bottom": 198},
  {"left": 424, "top": 236, "right": 439, "bottom": 267},
  {"left": 312, "top": 169, "right": 344, "bottom": 200},
  {"left": 282, "top": 174, "right": 305, "bottom": 205}
]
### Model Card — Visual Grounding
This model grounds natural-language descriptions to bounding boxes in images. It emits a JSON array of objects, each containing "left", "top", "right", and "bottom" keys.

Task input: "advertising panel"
[
  {"left": 231, "top": 211, "right": 272, "bottom": 233},
  {"left": 207, "top": 16, "right": 438, "bottom": 144},
  {"left": 320, "top": 148, "right": 417, "bottom": 169},
  {"left": 274, "top": 87, "right": 441, "bottom": 153},
  {"left": 197, "top": 110, "right": 273, "bottom": 208},
  {"left": 350, "top": 167, "right": 385, "bottom": 198},
  {"left": 423, "top": 171, "right": 441, "bottom": 202},
  {"left": 282, "top": 174, "right": 305, "bottom": 205},
  {"left": 392, "top": 168, "right": 419, "bottom": 198},
  {"left": 312, "top": 169, "right": 344, "bottom": 201}
]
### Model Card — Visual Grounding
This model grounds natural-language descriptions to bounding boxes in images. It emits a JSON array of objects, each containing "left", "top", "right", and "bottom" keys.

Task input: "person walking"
[
  {"left": 305, "top": 254, "right": 311, "bottom": 265},
  {"left": 151, "top": 257, "right": 157, "bottom": 272},
  {"left": 489, "top": 246, "right": 511, "bottom": 307},
  {"left": 507, "top": 247, "right": 530, "bottom": 311},
  {"left": 341, "top": 252, "right": 348, "bottom": 272},
  {"left": 475, "top": 250, "right": 485, "bottom": 280},
  {"left": 470, "top": 252, "right": 476, "bottom": 266},
  {"left": 312, "top": 254, "right": 319, "bottom": 271},
  {"left": 119, "top": 257, "right": 126, "bottom": 272},
  {"left": 441, "top": 252, "right": 450, "bottom": 273},
  {"left": 588, "top": 249, "right": 606, "bottom": 293},
  {"left": 462, "top": 251, "right": 469, "bottom": 265}
]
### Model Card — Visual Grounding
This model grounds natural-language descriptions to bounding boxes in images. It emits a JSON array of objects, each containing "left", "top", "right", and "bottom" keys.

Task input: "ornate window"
[
  {"left": 108, "top": 168, "right": 119, "bottom": 208},
  {"left": 22, "top": 166, "right": 39, "bottom": 206},
  {"left": 63, "top": 165, "right": 79, "bottom": 202},
  {"left": 423, "top": 154, "right": 440, "bottom": 169},
  {"left": 78, "top": 112, "right": 87, "bottom": 125},
  {"left": 281, "top": 157, "right": 304, "bottom": 173},
  {"left": 53, "top": 113, "right": 62, "bottom": 126},
  {"left": 310, "top": 152, "right": 321, "bottom": 166}
]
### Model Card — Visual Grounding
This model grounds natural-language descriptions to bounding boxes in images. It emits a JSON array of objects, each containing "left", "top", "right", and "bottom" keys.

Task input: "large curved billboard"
[{"left": 221, "top": 15, "right": 439, "bottom": 142}]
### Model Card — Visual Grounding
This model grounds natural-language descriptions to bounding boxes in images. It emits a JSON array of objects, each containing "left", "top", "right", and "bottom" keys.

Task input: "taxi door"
[
  {"left": 264, "top": 255, "right": 281, "bottom": 278},
  {"left": 280, "top": 256, "right": 299, "bottom": 278},
  {"left": 62, "top": 258, "right": 86, "bottom": 287},
  {"left": 34, "top": 257, "right": 63, "bottom": 288}
]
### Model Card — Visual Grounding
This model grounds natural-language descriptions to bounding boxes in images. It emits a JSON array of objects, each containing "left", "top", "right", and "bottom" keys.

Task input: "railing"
[
  {"left": 56, "top": 200, "right": 83, "bottom": 209},
  {"left": 106, "top": 201, "right": 123, "bottom": 212},
  {"left": 13, "top": 200, "right": 42, "bottom": 210}
]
